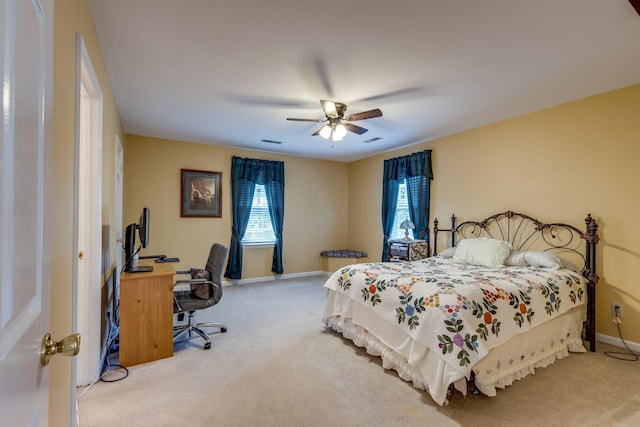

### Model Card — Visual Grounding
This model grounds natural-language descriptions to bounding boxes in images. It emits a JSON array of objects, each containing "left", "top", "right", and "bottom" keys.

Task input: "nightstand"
[{"left": 388, "top": 239, "right": 429, "bottom": 261}]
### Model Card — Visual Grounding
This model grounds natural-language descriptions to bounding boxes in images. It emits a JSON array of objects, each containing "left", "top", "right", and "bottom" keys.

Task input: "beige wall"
[
  {"left": 348, "top": 84, "right": 640, "bottom": 344},
  {"left": 123, "top": 135, "right": 349, "bottom": 278},
  {"left": 51, "top": 1, "right": 124, "bottom": 425}
]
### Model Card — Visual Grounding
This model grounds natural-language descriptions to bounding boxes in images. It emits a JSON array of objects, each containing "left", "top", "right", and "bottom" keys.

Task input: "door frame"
[
  {"left": 115, "top": 135, "right": 123, "bottom": 292},
  {"left": 73, "top": 33, "right": 103, "bottom": 386}
]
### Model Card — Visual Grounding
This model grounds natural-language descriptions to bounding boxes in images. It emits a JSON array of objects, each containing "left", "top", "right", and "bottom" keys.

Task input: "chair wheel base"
[
  {"left": 221, "top": 327, "right": 228, "bottom": 333},
  {"left": 204, "top": 342, "right": 212, "bottom": 350}
]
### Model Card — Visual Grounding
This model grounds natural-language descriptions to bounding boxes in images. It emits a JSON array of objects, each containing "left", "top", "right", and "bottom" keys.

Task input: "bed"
[{"left": 322, "top": 210, "right": 599, "bottom": 405}]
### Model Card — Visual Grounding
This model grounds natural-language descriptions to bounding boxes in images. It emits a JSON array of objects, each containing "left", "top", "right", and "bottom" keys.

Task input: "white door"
[{"left": 0, "top": 0, "right": 53, "bottom": 424}]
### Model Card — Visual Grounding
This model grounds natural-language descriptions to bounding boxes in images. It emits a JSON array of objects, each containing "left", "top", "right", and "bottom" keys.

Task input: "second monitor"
[{"left": 124, "top": 207, "right": 153, "bottom": 273}]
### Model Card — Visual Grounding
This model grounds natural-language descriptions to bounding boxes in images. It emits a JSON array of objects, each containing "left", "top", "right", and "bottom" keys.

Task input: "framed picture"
[{"left": 181, "top": 169, "right": 222, "bottom": 217}]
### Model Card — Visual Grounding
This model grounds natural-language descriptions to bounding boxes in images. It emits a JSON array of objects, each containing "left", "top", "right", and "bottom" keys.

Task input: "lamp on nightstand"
[{"left": 400, "top": 219, "right": 415, "bottom": 242}]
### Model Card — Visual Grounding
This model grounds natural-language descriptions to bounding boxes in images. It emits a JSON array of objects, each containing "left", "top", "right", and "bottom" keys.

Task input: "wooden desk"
[{"left": 119, "top": 261, "right": 175, "bottom": 366}]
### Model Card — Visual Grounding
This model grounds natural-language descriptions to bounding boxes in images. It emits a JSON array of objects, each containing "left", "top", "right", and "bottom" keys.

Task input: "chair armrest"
[
  {"left": 174, "top": 278, "right": 209, "bottom": 285},
  {"left": 174, "top": 279, "right": 216, "bottom": 304}
]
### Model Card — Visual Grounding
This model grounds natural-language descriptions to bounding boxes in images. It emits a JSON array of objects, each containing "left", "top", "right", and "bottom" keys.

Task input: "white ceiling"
[{"left": 87, "top": 0, "right": 640, "bottom": 162}]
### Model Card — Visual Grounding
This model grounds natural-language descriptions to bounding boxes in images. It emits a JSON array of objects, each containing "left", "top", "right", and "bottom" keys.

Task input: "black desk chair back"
[{"left": 173, "top": 242, "right": 229, "bottom": 349}]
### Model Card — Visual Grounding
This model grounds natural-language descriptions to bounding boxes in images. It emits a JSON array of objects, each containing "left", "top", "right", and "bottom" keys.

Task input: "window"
[
  {"left": 242, "top": 184, "right": 276, "bottom": 244},
  {"left": 390, "top": 179, "right": 411, "bottom": 240}
]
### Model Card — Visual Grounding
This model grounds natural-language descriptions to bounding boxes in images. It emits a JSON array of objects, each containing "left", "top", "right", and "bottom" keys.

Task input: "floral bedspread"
[{"left": 323, "top": 257, "right": 586, "bottom": 377}]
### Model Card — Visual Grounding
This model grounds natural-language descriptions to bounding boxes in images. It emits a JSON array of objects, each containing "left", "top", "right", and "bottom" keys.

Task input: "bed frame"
[{"left": 433, "top": 210, "right": 599, "bottom": 351}]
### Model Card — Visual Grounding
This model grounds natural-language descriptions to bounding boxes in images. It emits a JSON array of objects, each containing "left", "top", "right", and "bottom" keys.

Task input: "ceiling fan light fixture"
[
  {"left": 334, "top": 123, "right": 347, "bottom": 139},
  {"left": 319, "top": 125, "right": 332, "bottom": 139}
]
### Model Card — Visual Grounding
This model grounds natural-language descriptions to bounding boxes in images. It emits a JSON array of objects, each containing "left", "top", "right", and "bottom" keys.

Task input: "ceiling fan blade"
[
  {"left": 320, "top": 100, "right": 338, "bottom": 118},
  {"left": 345, "top": 108, "right": 382, "bottom": 122},
  {"left": 355, "top": 86, "right": 427, "bottom": 103},
  {"left": 286, "top": 117, "right": 324, "bottom": 122},
  {"left": 311, "top": 128, "right": 323, "bottom": 136},
  {"left": 313, "top": 56, "right": 334, "bottom": 97},
  {"left": 344, "top": 123, "right": 369, "bottom": 135},
  {"left": 230, "top": 94, "right": 312, "bottom": 108}
]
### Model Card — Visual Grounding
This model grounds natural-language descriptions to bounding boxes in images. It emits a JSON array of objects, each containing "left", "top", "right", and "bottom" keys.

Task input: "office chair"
[{"left": 173, "top": 242, "right": 229, "bottom": 350}]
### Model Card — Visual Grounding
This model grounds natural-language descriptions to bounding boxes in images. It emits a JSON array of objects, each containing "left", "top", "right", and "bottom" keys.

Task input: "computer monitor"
[
  {"left": 138, "top": 207, "right": 150, "bottom": 248},
  {"left": 123, "top": 207, "right": 152, "bottom": 273}
]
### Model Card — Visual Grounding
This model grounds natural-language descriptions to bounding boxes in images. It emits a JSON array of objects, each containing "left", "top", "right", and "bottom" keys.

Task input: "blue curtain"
[
  {"left": 264, "top": 169, "right": 285, "bottom": 274},
  {"left": 225, "top": 156, "right": 285, "bottom": 279},
  {"left": 381, "top": 150, "right": 433, "bottom": 261},
  {"left": 381, "top": 173, "right": 400, "bottom": 262}
]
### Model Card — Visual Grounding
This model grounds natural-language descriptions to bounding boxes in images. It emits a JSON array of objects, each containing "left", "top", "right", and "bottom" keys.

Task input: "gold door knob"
[
  {"left": 40, "top": 332, "right": 81, "bottom": 366},
  {"left": 78, "top": 251, "right": 85, "bottom": 259}
]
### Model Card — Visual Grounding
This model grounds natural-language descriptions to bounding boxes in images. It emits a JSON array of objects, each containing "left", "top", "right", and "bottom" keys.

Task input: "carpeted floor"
[{"left": 78, "top": 275, "right": 640, "bottom": 426}]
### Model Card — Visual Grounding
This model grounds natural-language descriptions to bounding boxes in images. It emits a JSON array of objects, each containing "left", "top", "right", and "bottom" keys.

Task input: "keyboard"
[
  {"left": 139, "top": 254, "right": 166, "bottom": 259},
  {"left": 128, "top": 265, "right": 153, "bottom": 273}
]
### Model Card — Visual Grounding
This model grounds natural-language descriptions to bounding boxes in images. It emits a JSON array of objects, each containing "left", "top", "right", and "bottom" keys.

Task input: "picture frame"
[{"left": 180, "top": 169, "right": 222, "bottom": 218}]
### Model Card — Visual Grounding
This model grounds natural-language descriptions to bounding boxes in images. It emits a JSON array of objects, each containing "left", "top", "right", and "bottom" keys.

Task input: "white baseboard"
[
  {"left": 596, "top": 332, "right": 640, "bottom": 353},
  {"left": 224, "top": 270, "right": 327, "bottom": 286}
]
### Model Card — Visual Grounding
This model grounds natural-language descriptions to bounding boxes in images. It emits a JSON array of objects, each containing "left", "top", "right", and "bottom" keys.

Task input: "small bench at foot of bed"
[{"left": 320, "top": 249, "right": 368, "bottom": 273}]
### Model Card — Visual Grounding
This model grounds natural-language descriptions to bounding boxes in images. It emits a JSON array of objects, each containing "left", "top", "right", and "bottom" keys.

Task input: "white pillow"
[
  {"left": 437, "top": 247, "right": 457, "bottom": 258},
  {"left": 523, "top": 251, "right": 565, "bottom": 269},
  {"left": 504, "top": 251, "right": 529, "bottom": 266},
  {"left": 504, "top": 251, "right": 577, "bottom": 270},
  {"left": 452, "top": 238, "right": 512, "bottom": 267}
]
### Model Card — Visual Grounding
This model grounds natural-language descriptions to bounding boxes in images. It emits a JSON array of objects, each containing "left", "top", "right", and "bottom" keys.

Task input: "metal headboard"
[{"left": 433, "top": 210, "right": 599, "bottom": 351}]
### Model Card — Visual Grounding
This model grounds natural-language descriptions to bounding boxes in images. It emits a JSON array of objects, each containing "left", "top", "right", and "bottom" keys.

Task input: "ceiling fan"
[{"left": 287, "top": 100, "right": 382, "bottom": 142}]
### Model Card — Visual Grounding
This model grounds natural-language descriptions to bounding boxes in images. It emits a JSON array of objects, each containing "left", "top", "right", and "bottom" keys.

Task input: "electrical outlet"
[{"left": 611, "top": 302, "right": 624, "bottom": 317}]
